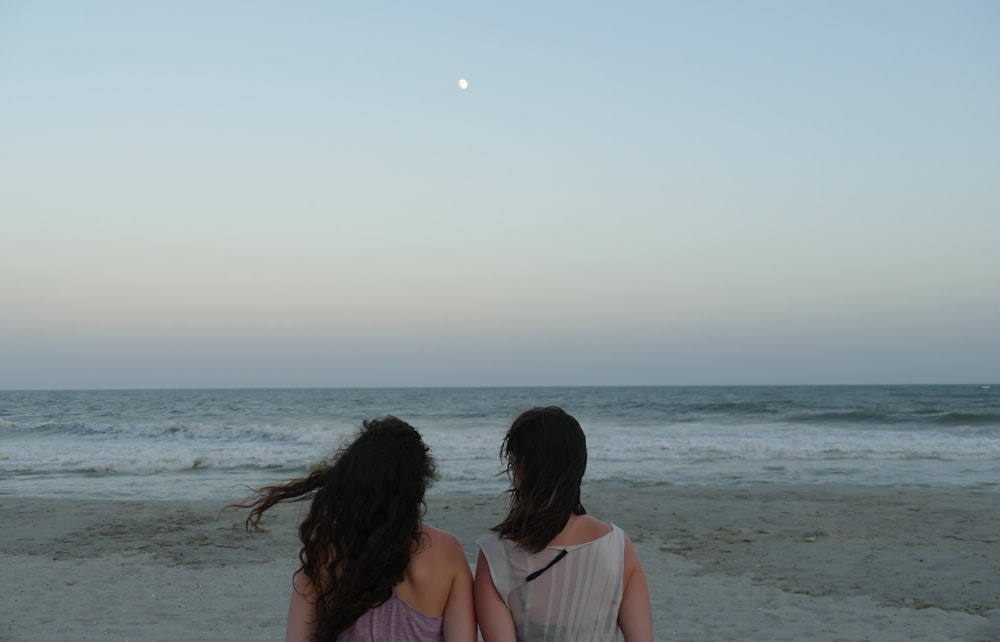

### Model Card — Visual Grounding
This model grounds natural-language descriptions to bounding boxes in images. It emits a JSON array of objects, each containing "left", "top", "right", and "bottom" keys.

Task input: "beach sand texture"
[{"left": 2, "top": 485, "right": 997, "bottom": 641}]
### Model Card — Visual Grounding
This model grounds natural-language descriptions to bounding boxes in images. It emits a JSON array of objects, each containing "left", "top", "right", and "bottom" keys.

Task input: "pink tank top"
[{"left": 337, "top": 585, "right": 443, "bottom": 642}]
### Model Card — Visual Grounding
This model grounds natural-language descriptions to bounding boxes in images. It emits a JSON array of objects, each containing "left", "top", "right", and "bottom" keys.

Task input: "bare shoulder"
[
  {"left": 621, "top": 527, "right": 644, "bottom": 574},
  {"left": 580, "top": 514, "right": 614, "bottom": 537},
  {"left": 419, "top": 523, "right": 467, "bottom": 562},
  {"left": 401, "top": 524, "right": 474, "bottom": 619},
  {"left": 550, "top": 514, "right": 614, "bottom": 546}
]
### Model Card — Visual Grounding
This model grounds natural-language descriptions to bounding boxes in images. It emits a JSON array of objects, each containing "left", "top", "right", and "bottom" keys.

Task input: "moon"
[{"left": 457, "top": 78, "right": 468, "bottom": 90}]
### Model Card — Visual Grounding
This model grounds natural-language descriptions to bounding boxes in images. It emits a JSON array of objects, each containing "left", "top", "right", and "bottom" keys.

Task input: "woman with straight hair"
[
  {"left": 475, "top": 406, "right": 653, "bottom": 642},
  {"left": 242, "top": 416, "right": 475, "bottom": 642}
]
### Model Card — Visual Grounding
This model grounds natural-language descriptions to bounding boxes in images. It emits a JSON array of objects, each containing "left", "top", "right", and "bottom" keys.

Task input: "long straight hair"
[{"left": 491, "top": 406, "right": 587, "bottom": 552}]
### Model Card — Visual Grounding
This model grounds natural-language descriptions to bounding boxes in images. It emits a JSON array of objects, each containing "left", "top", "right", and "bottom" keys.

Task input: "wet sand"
[{"left": 1, "top": 485, "right": 997, "bottom": 641}]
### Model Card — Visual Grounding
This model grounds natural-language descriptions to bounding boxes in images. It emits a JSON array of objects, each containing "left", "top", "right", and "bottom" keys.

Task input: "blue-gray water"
[{"left": 1, "top": 385, "right": 997, "bottom": 500}]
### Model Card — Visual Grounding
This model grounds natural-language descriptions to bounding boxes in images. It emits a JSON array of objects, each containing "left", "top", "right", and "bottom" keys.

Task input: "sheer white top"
[{"left": 477, "top": 524, "right": 625, "bottom": 642}]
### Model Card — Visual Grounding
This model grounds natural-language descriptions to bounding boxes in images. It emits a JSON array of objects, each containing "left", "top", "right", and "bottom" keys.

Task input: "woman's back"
[
  {"left": 473, "top": 407, "right": 652, "bottom": 642},
  {"left": 338, "top": 524, "right": 473, "bottom": 642},
  {"left": 477, "top": 516, "right": 625, "bottom": 642},
  {"left": 400, "top": 525, "right": 473, "bottom": 623},
  {"left": 242, "top": 417, "right": 475, "bottom": 642},
  {"left": 288, "top": 523, "right": 475, "bottom": 642}
]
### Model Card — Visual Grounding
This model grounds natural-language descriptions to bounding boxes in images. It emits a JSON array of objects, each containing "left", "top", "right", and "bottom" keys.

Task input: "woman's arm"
[
  {"left": 442, "top": 538, "right": 477, "bottom": 642},
  {"left": 618, "top": 535, "right": 653, "bottom": 642},
  {"left": 285, "top": 571, "right": 317, "bottom": 642},
  {"left": 474, "top": 551, "right": 517, "bottom": 642}
]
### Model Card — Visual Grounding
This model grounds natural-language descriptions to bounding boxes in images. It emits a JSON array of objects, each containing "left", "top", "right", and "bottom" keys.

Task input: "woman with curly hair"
[
  {"left": 474, "top": 406, "right": 652, "bottom": 642},
  {"left": 243, "top": 416, "right": 475, "bottom": 642}
]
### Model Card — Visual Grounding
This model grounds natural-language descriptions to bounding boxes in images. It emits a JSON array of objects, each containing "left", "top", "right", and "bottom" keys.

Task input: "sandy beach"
[{"left": 1, "top": 485, "right": 997, "bottom": 641}]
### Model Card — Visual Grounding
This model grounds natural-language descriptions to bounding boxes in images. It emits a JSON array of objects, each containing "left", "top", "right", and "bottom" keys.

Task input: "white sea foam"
[{"left": 1, "top": 386, "right": 997, "bottom": 499}]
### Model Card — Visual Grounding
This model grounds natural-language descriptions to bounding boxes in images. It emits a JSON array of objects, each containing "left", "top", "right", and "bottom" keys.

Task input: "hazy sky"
[{"left": 2, "top": 1, "right": 998, "bottom": 389}]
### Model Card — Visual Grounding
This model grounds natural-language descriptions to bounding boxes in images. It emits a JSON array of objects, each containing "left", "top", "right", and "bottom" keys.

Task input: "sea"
[{"left": 0, "top": 385, "right": 997, "bottom": 501}]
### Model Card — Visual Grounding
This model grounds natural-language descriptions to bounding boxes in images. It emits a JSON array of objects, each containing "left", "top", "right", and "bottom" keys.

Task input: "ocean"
[{"left": 1, "top": 385, "right": 997, "bottom": 500}]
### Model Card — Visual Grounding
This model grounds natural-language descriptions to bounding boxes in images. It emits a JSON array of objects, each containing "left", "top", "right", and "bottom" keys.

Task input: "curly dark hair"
[
  {"left": 241, "top": 416, "right": 437, "bottom": 641},
  {"left": 491, "top": 406, "right": 588, "bottom": 553}
]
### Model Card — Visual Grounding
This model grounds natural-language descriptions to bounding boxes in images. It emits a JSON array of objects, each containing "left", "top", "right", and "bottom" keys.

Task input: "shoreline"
[{"left": 2, "top": 484, "right": 997, "bottom": 641}]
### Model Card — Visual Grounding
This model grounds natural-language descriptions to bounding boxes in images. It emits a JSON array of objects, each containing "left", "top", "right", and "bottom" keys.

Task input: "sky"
[{"left": 1, "top": 1, "right": 998, "bottom": 389}]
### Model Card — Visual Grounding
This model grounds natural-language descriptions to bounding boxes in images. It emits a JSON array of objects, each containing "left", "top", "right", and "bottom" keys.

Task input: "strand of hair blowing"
[{"left": 242, "top": 418, "right": 435, "bottom": 641}]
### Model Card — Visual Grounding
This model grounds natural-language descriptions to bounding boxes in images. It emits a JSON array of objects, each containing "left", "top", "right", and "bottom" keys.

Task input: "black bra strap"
[{"left": 526, "top": 549, "right": 568, "bottom": 582}]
